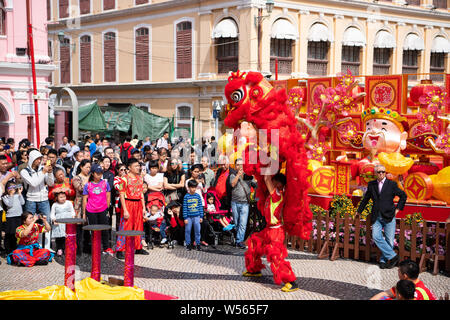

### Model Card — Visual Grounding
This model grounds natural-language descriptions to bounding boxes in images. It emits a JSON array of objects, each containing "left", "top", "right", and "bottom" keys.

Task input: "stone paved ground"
[{"left": 0, "top": 243, "right": 448, "bottom": 300}]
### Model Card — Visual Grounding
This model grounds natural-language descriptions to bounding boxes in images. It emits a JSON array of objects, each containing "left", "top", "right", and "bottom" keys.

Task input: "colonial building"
[
  {"left": 47, "top": 0, "right": 450, "bottom": 141},
  {"left": 0, "top": 0, "right": 54, "bottom": 146}
]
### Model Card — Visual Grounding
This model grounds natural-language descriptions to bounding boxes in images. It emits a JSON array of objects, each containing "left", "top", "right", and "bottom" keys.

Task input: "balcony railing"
[
  {"left": 341, "top": 62, "right": 360, "bottom": 76},
  {"left": 270, "top": 57, "right": 293, "bottom": 75},
  {"left": 217, "top": 57, "right": 238, "bottom": 74},
  {"left": 402, "top": 66, "right": 418, "bottom": 81},
  {"left": 307, "top": 59, "right": 328, "bottom": 76},
  {"left": 373, "top": 64, "right": 391, "bottom": 76},
  {"left": 430, "top": 68, "right": 445, "bottom": 82}
]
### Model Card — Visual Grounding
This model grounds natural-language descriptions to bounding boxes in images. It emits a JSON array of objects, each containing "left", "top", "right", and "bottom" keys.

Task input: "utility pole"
[{"left": 26, "top": 0, "right": 41, "bottom": 147}]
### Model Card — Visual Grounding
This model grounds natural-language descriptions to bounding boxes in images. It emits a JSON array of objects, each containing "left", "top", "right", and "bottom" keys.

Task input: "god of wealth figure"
[{"left": 357, "top": 108, "right": 413, "bottom": 186}]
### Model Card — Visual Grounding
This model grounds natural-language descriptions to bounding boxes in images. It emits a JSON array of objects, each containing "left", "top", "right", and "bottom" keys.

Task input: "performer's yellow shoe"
[
  {"left": 242, "top": 270, "right": 262, "bottom": 277},
  {"left": 281, "top": 281, "right": 299, "bottom": 292}
]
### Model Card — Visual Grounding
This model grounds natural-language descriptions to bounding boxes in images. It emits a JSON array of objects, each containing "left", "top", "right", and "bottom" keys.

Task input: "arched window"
[
  {"left": 373, "top": 30, "right": 395, "bottom": 75},
  {"left": 176, "top": 105, "right": 192, "bottom": 129},
  {"left": 341, "top": 27, "right": 365, "bottom": 76},
  {"left": 213, "top": 18, "right": 239, "bottom": 74},
  {"left": 402, "top": 33, "right": 424, "bottom": 81},
  {"left": 135, "top": 27, "right": 150, "bottom": 81},
  {"left": 307, "top": 23, "right": 332, "bottom": 76},
  {"left": 430, "top": 36, "right": 449, "bottom": 82},
  {"left": 0, "top": 0, "right": 6, "bottom": 35},
  {"left": 270, "top": 19, "right": 297, "bottom": 75},
  {"left": 80, "top": 35, "right": 91, "bottom": 83},
  {"left": 176, "top": 21, "right": 192, "bottom": 79},
  {"left": 104, "top": 32, "right": 116, "bottom": 82},
  {"left": 60, "top": 37, "right": 71, "bottom": 84}
]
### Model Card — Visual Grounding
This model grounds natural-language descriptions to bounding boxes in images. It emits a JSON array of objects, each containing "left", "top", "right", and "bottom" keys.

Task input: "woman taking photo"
[
  {"left": 163, "top": 158, "right": 185, "bottom": 203},
  {"left": 7, "top": 212, "right": 53, "bottom": 267},
  {"left": 82, "top": 163, "right": 113, "bottom": 255},
  {"left": 71, "top": 159, "right": 91, "bottom": 254}
]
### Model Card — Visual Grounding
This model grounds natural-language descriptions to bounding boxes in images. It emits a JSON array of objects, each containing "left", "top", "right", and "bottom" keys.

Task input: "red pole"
[
  {"left": 64, "top": 223, "right": 77, "bottom": 291},
  {"left": 91, "top": 230, "right": 102, "bottom": 281},
  {"left": 26, "top": 0, "right": 41, "bottom": 147},
  {"left": 275, "top": 58, "right": 278, "bottom": 80}
]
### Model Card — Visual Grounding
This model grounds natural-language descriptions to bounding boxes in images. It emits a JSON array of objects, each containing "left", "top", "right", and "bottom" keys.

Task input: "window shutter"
[
  {"left": 59, "top": 0, "right": 69, "bottom": 18},
  {"left": 60, "top": 39, "right": 70, "bottom": 84},
  {"left": 104, "top": 32, "right": 116, "bottom": 82},
  {"left": 135, "top": 0, "right": 149, "bottom": 4},
  {"left": 176, "top": 22, "right": 192, "bottom": 79},
  {"left": 47, "top": 0, "right": 51, "bottom": 21},
  {"left": 80, "top": 35, "right": 91, "bottom": 83},
  {"left": 103, "top": 0, "right": 115, "bottom": 10},
  {"left": 136, "top": 28, "right": 149, "bottom": 80},
  {"left": 80, "top": 0, "right": 90, "bottom": 14},
  {"left": 0, "top": 4, "right": 5, "bottom": 36},
  {"left": 48, "top": 41, "right": 53, "bottom": 83}
]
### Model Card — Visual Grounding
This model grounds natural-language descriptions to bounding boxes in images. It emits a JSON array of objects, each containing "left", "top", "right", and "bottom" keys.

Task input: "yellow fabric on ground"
[{"left": 0, "top": 277, "right": 145, "bottom": 300}]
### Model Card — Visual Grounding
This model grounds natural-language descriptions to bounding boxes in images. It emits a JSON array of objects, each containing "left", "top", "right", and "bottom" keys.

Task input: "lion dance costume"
[{"left": 224, "top": 71, "right": 312, "bottom": 291}]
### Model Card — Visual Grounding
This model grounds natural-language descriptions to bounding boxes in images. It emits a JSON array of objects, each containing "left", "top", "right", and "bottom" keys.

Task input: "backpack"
[{"left": 120, "top": 145, "right": 132, "bottom": 164}]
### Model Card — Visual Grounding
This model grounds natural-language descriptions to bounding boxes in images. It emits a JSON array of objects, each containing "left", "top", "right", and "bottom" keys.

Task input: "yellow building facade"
[{"left": 47, "top": 0, "right": 450, "bottom": 140}]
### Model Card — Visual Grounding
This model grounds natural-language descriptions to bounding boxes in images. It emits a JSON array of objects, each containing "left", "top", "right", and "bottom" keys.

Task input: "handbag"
[
  {"left": 165, "top": 190, "right": 179, "bottom": 203},
  {"left": 239, "top": 179, "right": 266, "bottom": 241}
]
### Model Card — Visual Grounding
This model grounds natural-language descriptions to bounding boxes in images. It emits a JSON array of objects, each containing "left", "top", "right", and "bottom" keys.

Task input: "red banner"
[
  {"left": 332, "top": 161, "right": 351, "bottom": 195},
  {"left": 365, "top": 75, "right": 404, "bottom": 113}
]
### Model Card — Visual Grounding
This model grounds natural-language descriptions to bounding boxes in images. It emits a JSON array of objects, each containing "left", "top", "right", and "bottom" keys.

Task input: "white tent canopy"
[
  {"left": 271, "top": 18, "right": 298, "bottom": 40},
  {"left": 431, "top": 36, "right": 450, "bottom": 53},
  {"left": 374, "top": 30, "right": 396, "bottom": 49},
  {"left": 342, "top": 27, "right": 366, "bottom": 47},
  {"left": 212, "top": 18, "right": 239, "bottom": 38},
  {"left": 403, "top": 33, "right": 424, "bottom": 51}
]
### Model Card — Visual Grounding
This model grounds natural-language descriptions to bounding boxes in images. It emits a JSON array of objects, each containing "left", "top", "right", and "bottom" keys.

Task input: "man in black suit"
[{"left": 357, "top": 164, "right": 407, "bottom": 269}]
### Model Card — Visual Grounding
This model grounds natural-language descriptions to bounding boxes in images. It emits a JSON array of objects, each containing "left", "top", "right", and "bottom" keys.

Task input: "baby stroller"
[
  {"left": 144, "top": 192, "right": 166, "bottom": 249},
  {"left": 203, "top": 190, "right": 235, "bottom": 247}
]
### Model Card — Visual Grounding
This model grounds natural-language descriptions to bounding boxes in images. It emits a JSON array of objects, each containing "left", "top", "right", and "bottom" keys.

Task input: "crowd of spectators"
[{"left": 0, "top": 132, "right": 253, "bottom": 264}]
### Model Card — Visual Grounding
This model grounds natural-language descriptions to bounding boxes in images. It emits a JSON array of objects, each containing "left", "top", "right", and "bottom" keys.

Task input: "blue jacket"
[{"left": 183, "top": 192, "right": 204, "bottom": 218}]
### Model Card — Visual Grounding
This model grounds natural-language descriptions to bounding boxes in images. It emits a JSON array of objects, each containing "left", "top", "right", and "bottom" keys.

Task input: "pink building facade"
[{"left": 0, "top": 0, "right": 54, "bottom": 147}]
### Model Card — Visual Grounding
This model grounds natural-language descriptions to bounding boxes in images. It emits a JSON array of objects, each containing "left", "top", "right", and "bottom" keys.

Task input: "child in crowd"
[
  {"left": 183, "top": 179, "right": 203, "bottom": 251},
  {"left": 50, "top": 192, "right": 76, "bottom": 256},
  {"left": 396, "top": 280, "right": 416, "bottom": 300},
  {"left": 205, "top": 192, "right": 234, "bottom": 231},
  {"left": 164, "top": 201, "right": 185, "bottom": 246},
  {"left": 2, "top": 181, "right": 25, "bottom": 254},
  {"left": 370, "top": 259, "right": 437, "bottom": 300},
  {"left": 144, "top": 204, "right": 165, "bottom": 248}
]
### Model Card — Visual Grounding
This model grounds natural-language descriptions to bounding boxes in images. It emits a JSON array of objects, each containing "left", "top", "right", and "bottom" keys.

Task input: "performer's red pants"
[
  {"left": 115, "top": 199, "right": 143, "bottom": 252},
  {"left": 245, "top": 226, "right": 297, "bottom": 285}
]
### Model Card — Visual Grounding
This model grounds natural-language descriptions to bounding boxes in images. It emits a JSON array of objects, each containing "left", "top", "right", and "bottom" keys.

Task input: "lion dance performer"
[{"left": 223, "top": 71, "right": 312, "bottom": 292}]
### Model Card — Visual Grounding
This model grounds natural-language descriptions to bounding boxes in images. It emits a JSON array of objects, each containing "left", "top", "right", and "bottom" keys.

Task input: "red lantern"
[{"left": 409, "top": 79, "right": 440, "bottom": 107}]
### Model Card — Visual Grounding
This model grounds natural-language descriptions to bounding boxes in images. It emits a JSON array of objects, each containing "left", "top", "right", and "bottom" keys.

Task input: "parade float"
[
  {"left": 218, "top": 70, "right": 449, "bottom": 272},
  {"left": 272, "top": 72, "right": 450, "bottom": 223}
]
